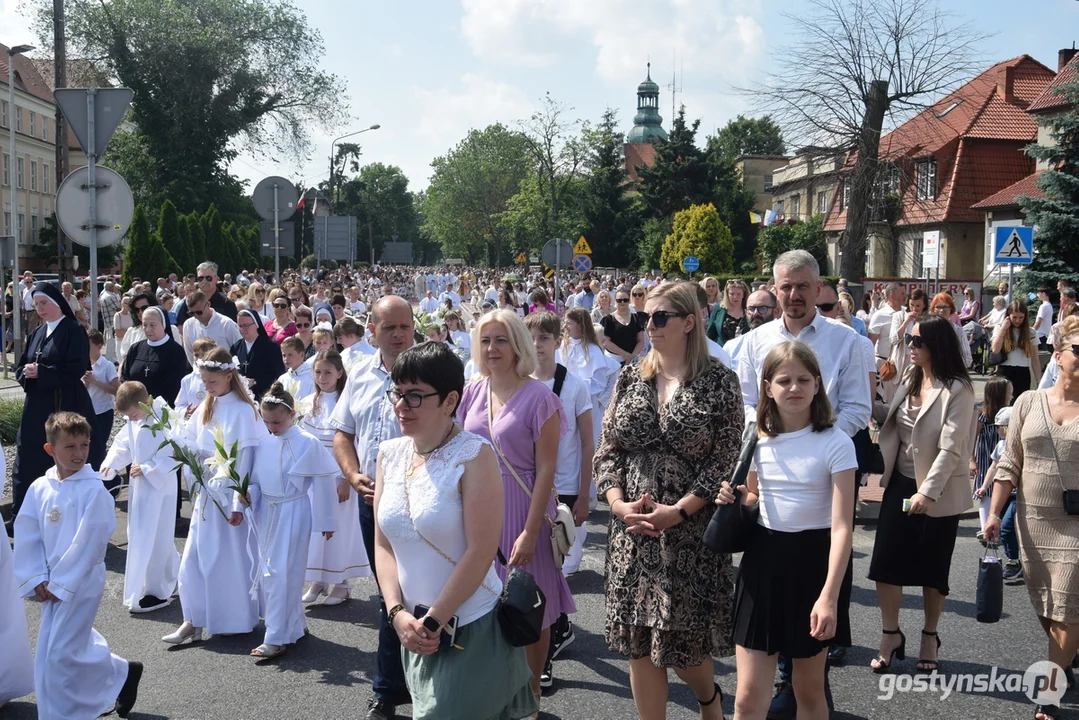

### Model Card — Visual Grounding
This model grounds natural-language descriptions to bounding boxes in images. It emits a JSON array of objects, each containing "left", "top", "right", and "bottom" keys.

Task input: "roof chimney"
[
  {"left": 999, "top": 65, "right": 1016, "bottom": 104},
  {"left": 1060, "top": 44, "right": 1078, "bottom": 72}
]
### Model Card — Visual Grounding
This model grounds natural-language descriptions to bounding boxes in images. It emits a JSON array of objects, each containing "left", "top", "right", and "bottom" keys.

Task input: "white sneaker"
[{"left": 302, "top": 583, "right": 327, "bottom": 603}]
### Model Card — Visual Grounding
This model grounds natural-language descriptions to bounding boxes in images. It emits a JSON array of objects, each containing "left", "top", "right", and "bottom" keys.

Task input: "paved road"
[{"left": 4, "top": 492, "right": 1074, "bottom": 720}]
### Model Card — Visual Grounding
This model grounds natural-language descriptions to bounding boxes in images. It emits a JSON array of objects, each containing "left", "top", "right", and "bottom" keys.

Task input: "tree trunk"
[{"left": 842, "top": 79, "right": 889, "bottom": 279}]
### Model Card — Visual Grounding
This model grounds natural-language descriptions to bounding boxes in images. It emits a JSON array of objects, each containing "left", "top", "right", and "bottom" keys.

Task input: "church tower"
[{"left": 626, "top": 63, "right": 667, "bottom": 144}]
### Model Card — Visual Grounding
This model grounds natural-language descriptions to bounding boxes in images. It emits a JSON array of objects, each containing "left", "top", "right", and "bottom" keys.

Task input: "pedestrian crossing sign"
[
  {"left": 993, "top": 226, "right": 1034, "bottom": 265},
  {"left": 573, "top": 236, "right": 592, "bottom": 255}
]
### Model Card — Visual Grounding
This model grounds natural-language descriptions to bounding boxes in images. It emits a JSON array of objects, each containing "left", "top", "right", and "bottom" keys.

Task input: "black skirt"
[
  {"left": 733, "top": 524, "right": 853, "bottom": 659},
  {"left": 868, "top": 471, "right": 960, "bottom": 595}
]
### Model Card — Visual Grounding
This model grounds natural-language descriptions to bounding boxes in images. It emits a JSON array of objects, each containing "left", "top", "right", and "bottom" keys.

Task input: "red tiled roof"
[
  {"left": 964, "top": 95, "right": 1039, "bottom": 139},
  {"left": 624, "top": 142, "right": 657, "bottom": 182},
  {"left": 0, "top": 43, "right": 54, "bottom": 104},
  {"left": 970, "top": 171, "right": 1047, "bottom": 210},
  {"left": 944, "top": 140, "right": 1035, "bottom": 222},
  {"left": 1028, "top": 53, "right": 1079, "bottom": 113}
]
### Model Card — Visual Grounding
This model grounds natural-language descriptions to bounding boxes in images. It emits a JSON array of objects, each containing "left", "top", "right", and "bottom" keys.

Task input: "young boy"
[
  {"left": 524, "top": 311, "right": 592, "bottom": 691},
  {"left": 14, "top": 412, "right": 143, "bottom": 718},
  {"left": 100, "top": 382, "right": 181, "bottom": 613},
  {"left": 83, "top": 329, "right": 119, "bottom": 472},
  {"left": 334, "top": 316, "right": 375, "bottom": 373},
  {"left": 279, "top": 335, "right": 314, "bottom": 399},
  {"left": 176, "top": 337, "right": 216, "bottom": 420}
]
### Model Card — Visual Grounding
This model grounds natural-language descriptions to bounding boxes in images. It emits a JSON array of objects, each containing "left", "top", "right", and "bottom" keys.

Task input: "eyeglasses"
[
  {"left": 931, "top": 306, "right": 952, "bottom": 314},
  {"left": 905, "top": 333, "right": 924, "bottom": 349},
  {"left": 816, "top": 302, "right": 837, "bottom": 312},
  {"left": 295, "top": 322, "right": 312, "bottom": 329},
  {"left": 238, "top": 323, "right": 256, "bottom": 331},
  {"left": 650, "top": 310, "right": 688, "bottom": 328},
  {"left": 273, "top": 302, "right": 288, "bottom": 309},
  {"left": 747, "top": 305, "right": 775, "bottom": 315},
  {"left": 615, "top": 298, "right": 630, "bottom": 304},
  {"left": 197, "top": 275, "right": 214, "bottom": 283},
  {"left": 386, "top": 389, "right": 439, "bottom": 408}
]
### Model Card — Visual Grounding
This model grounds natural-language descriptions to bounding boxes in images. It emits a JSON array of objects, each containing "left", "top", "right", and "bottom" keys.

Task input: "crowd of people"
[{"left": 0, "top": 254, "right": 1076, "bottom": 720}]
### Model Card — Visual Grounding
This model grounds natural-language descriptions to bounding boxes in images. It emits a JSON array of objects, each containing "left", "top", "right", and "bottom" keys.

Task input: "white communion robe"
[
  {"left": 299, "top": 391, "right": 371, "bottom": 584},
  {"left": 101, "top": 410, "right": 181, "bottom": 609},
  {"left": 558, "top": 340, "right": 617, "bottom": 450},
  {"left": 13, "top": 466, "right": 129, "bottom": 720},
  {"left": 177, "top": 391, "right": 268, "bottom": 634},
  {"left": 1, "top": 521, "right": 34, "bottom": 703},
  {"left": 278, "top": 363, "right": 315, "bottom": 400},
  {"left": 252, "top": 425, "right": 338, "bottom": 646}
]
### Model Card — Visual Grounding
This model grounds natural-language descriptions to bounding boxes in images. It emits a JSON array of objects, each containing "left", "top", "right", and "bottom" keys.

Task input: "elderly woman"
[
  {"left": 868, "top": 314, "right": 975, "bottom": 675},
  {"left": 374, "top": 341, "right": 536, "bottom": 720},
  {"left": 591, "top": 289, "right": 613, "bottom": 329},
  {"left": 929, "top": 293, "right": 973, "bottom": 368},
  {"left": 596, "top": 282, "right": 741, "bottom": 719},
  {"left": 457, "top": 309, "right": 576, "bottom": 713},
  {"left": 706, "top": 279, "right": 750, "bottom": 345},
  {"left": 985, "top": 316, "right": 1079, "bottom": 720},
  {"left": 121, "top": 306, "right": 190, "bottom": 407},
  {"left": 980, "top": 295, "right": 1008, "bottom": 329}
]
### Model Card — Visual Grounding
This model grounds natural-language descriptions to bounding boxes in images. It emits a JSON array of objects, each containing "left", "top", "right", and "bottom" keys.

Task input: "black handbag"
[
  {"left": 976, "top": 545, "right": 1004, "bottom": 623},
  {"left": 703, "top": 422, "right": 760, "bottom": 554},
  {"left": 495, "top": 549, "right": 546, "bottom": 647}
]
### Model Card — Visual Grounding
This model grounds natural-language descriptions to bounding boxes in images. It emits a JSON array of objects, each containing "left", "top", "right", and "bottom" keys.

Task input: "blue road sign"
[
  {"left": 683, "top": 255, "right": 700, "bottom": 273},
  {"left": 572, "top": 254, "right": 592, "bottom": 274},
  {"left": 994, "top": 226, "right": 1034, "bottom": 265}
]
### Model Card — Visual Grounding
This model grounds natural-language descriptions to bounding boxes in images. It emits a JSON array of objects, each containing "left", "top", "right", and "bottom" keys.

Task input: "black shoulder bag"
[{"left": 703, "top": 421, "right": 760, "bottom": 554}]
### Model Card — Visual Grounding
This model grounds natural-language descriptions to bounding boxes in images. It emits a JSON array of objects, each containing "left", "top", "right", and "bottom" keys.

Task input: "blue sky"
[{"left": 1, "top": 0, "right": 1076, "bottom": 194}]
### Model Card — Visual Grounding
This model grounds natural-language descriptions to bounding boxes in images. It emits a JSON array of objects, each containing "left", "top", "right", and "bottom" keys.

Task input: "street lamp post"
[
  {"left": 324, "top": 124, "right": 379, "bottom": 268},
  {"left": 8, "top": 43, "right": 35, "bottom": 367}
]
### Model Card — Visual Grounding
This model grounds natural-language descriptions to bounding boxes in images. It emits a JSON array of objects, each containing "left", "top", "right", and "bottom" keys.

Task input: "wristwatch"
[
  {"left": 676, "top": 504, "right": 690, "bottom": 523},
  {"left": 387, "top": 603, "right": 405, "bottom": 624}
]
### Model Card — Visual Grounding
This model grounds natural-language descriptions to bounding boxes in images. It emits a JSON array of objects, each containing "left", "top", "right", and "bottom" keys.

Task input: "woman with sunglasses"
[
  {"left": 601, "top": 289, "right": 646, "bottom": 365},
  {"left": 629, "top": 284, "right": 650, "bottom": 322},
  {"left": 929, "top": 293, "right": 973, "bottom": 368},
  {"left": 992, "top": 299, "right": 1042, "bottom": 397},
  {"left": 868, "top": 314, "right": 975, "bottom": 675},
  {"left": 265, "top": 297, "right": 298, "bottom": 345},
  {"left": 293, "top": 307, "right": 317, "bottom": 360},
  {"left": 247, "top": 282, "right": 272, "bottom": 319},
  {"left": 883, "top": 289, "right": 927, "bottom": 399},
  {"left": 705, "top": 279, "right": 750, "bottom": 345},
  {"left": 596, "top": 282, "right": 741, "bottom": 719}
]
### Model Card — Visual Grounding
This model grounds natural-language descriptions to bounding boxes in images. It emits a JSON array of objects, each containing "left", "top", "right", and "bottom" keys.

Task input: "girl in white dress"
[
  {"left": 249, "top": 382, "right": 339, "bottom": 658},
  {"left": 558, "top": 308, "right": 617, "bottom": 450},
  {"left": 301, "top": 350, "right": 371, "bottom": 605},
  {"left": 164, "top": 347, "right": 268, "bottom": 644}
]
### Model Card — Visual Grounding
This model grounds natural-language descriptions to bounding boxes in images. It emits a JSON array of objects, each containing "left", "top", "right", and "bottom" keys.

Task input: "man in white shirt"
[
  {"left": 180, "top": 290, "right": 241, "bottom": 366},
  {"left": 418, "top": 289, "right": 440, "bottom": 315},
  {"left": 868, "top": 282, "right": 906, "bottom": 402},
  {"left": 348, "top": 286, "right": 367, "bottom": 315},
  {"left": 484, "top": 280, "right": 500, "bottom": 304},
  {"left": 724, "top": 289, "right": 778, "bottom": 362},
  {"left": 1034, "top": 287, "right": 1054, "bottom": 346},
  {"left": 438, "top": 282, "right": 460, "bottom": 309},
  {"left": 99, "top": 282, "right": 122, "bottom": 362}
]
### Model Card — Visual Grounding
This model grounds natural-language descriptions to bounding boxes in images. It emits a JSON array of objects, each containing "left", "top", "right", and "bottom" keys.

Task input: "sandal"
[
  {"left": 697, "top": 681, "right": 723, "bottom": 707},
  {"left": 916, "top": 630, "right": 942, "bottom": 673},
  {"left": 250, "top": 643, "right": 287, "bottom": 660},
  {"left": 870, "top": 629, "right": 906, "bottom": 674},
  {"left": 1035, "top": 704, "right": 1059, "bottom": 720}
]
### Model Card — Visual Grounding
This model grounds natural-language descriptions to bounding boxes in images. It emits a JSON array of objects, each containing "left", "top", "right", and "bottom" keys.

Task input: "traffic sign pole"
[
  {"left": 273, "top": 183, "right": 280, "bottom": 280},
  {"left": 87, "top": 88, "right": 99, "bottom": 327}
]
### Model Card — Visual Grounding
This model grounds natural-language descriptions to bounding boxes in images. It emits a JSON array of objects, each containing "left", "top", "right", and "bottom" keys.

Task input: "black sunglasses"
[
  {"left": 273, "top": 302, "right": 288, "bottom": 309},
  {"left": 295, "top": 322, "right": 312, "bottom": 329},
  {"left": 1072, "top": 345, "right": 1079, "bottom": 357},
  {"left": 196, "top": 275, "right": 214, "bottom": 283},
  {"left": 650, "top": 310, "right": 688, "bottom": 328},
  {"left": 386, "top": 389, "right": 439, "bottom": 408},
  {"left": 615, "top": 298, "right": 630, "bottom": 304},
  {"left": 132, "top": 305, "right": 147, "bottom": 313},
  {"left": 816, "top": 302, "right": 837, "bottom": 312},
  {"left": 632, "top": 292, "right": 644, "bottom": 298},
  {"left": 905, "top": 333, "right": 924, "bottom": 349}
]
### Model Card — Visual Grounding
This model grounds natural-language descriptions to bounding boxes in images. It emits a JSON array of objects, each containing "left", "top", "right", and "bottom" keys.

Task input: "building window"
[
  {"left": 916, "top": 159, "right": 937, "bottom": 200},
  {"left": 787, "top": 194, "right": 799, "bottom": 220},
  {"left": 41, "top": 116, "right": 47, "bottom": 140},
  {"left": 29, "top": 161, "right": 37, "bottom": 192},
  {"left": 14, "top": 107, "right": 21, "bottom": 133},
  {"left": 877, "top": 163, "right": 900, "bottom": 196},
  {"left": 30, "top": 214, "right": 38, "bottom": 240},
  {"left": 28, "top": 111, "right": 35, "bottom": 137},
  {"left": 817, "top": 190, "right": 828, "bottom": 214},
  {"left": 764, "top": 174, "right": 773, "bottom": 192},
  {"left": 42, "top": 163, "right": 49, "bottom": 194},
  {"left": 1, "top": 154, "right": 7, "bottom": 186},
  {"left": 2, "top": 212, "right": 9, "bottom": 236},
  {"left": 16, "top": 158, "right": 23, "bottom": 189},
  {"left": 841, "top": 182, "right": 851, "bottom": 210},
  {"left": 774, "top": 200, "right": 785, "bottom": 218},
  {"left": 0, "top": 101, "right": 6, "bottom": 128},
  {"left": 17, "top": 213, "right": 24, "bottom": 243}
]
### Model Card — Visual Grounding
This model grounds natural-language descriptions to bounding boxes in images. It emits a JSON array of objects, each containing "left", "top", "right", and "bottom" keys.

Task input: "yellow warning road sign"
[
  {"left": 515, "top": 252, "right": 526, "bottom": 263},
  {"left": 573, "top": 236, "right": 592, "bottom": 254}
]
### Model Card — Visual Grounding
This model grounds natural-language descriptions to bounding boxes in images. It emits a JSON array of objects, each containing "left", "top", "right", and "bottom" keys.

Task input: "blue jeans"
[
  {"left": 359, "top": 500, "right": 409, "bottom": 703},
  {"left": 1000, "top": 491, "right": 1019, "bottom": 561}
]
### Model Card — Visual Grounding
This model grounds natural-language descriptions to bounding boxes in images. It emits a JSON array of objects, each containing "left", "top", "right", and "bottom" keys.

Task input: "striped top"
[{"left": 973, "top": 413, "right": 1000, "bottom": 484}]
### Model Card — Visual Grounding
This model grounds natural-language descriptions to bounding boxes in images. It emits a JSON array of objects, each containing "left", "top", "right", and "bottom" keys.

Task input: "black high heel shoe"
[
  {"left": 871, "top": 629, "right": 906, "bottom": 674},
  {"left": 916, "top": 630, "right": 942, "bottom": 673},
  {"left": 698, "top": 681, "right": 723, "bottom": 709}
]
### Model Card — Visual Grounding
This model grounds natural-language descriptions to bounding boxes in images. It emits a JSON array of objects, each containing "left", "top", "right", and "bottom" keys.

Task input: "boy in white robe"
[
  {"left": 100, "top": 382, "right": 181, "bottom": 613},
  {"left": 278, "top": 335, "right": 315, "bottom": 399},
  {"left": 14, "top": 412, "right": 143, "bottom": 719},
  {"left": 249, "top": 383, "right": 338, "bottom": 658},
  {"left": 176, "top": 337, "right": 216, "bottom": 419}
]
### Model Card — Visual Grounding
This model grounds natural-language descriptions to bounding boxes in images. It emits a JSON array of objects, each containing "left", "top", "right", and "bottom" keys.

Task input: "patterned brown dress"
[{"left": 595, "top": 359, "right": 743, "bottom": 667}]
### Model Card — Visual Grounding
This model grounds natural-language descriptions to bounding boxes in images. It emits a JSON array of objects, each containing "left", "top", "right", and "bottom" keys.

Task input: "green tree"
[
  {"left": 122, "top": 206, "right": 178, "bottom": 287},
  {"left": 157, "top": 200, "right": 191, "bottom": 273},
  {"left": 518, "top": 93, "right": 587, "bottom": 247},
  {"left": 581, "top": 108, "right": 640, "bottom": 266},
  {"left": 708, "top": 115, "right": 786, "bottom": 161},
  {"left": 660, "top": 203, "right": 734, "bottom": 275},
  {"left": 423, "top": 124, "right": 531, "bottom": 265},
  {"left": 336, "top": 163, "right": 420, "bottom": 264},
  {"left": 706, "top": 146, "right": 761, "bottom": 270},
  {"left": 757, "top": 215, "right": 830, "bottom": 273},
  {"left": 637, "top": 108, "right": 714, "bottom": 219},
  {"left": 33, "top": 0, "right": 346, "bottom": 219},
  {"left": 186, "top": 213, "right": 207, "bottom": 265},
  {"left": 499, "top": 173, "right": 587, "bottom": 257},
  {"left": 1020, "top": 72, "right": 1079, "bottom": 290},
  {"left": 202, "top": 205, "right": 224, "bottom": 274},
  {"left": 637, "top": 216, "right": 671, "bottom": 272}
]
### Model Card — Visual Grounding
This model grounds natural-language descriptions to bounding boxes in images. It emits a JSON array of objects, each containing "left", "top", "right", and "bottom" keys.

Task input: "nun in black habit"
[
  {"left": 10, "top": 282, "right": 95, "bottom": 519},
  {"left": 121, "top": 305, "right": 189, "bottom": 407},
  {"left": 231, "top": 308, "right": 285, "bottom": 399}
]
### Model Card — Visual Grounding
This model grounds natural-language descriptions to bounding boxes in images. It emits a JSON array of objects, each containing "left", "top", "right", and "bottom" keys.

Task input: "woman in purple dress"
[{"left": 458, "top": 308, "right": 575, "bottom": 714}]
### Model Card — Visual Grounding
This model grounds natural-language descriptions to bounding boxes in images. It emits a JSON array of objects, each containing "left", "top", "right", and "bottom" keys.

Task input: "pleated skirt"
[{"left": 733, "top": 524, "right": 852, "bottom": 659}]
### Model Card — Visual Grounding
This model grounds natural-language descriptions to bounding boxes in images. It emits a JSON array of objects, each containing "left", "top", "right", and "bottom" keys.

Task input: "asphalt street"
[{"left": 3, "top": 495, "right": 1075, "bottom": 720}]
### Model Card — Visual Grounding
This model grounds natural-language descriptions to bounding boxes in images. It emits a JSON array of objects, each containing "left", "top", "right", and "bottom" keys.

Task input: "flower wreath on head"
[
  {"left": 261, "top": 395, "right": 292, "bottom": 408},
  {"left": 196, "top": 359, "right": 238, "bottom": 371}
]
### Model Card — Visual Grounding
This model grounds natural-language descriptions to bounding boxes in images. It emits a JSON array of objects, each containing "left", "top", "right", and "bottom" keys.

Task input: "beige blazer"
[{"left": 873, "top": 377, "right": 977, "bottom": 518}]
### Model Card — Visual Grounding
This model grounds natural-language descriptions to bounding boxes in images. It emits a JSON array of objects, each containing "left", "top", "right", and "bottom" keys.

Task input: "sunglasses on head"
[
  {"left": 905, "top": 333, "right": 924, "bottom": 349},
  {"left": 650, "top": 310, "right": 688, "bottom": 328},
  {"left": 816, "top": 302, "right": 837, "bottom": 312},
  {"left": 197, "top": 275, "right": 214, "bottom": 283}
]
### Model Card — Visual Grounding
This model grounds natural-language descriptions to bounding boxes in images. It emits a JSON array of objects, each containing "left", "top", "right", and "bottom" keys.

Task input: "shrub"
[{"left": 0, "top": 398, "right": 23, "bottom": 445}]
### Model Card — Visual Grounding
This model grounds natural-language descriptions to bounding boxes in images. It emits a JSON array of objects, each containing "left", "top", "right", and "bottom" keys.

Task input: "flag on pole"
[
  {"left": 749, "top": 211, "right": 762, "bottom": 224},
  {"left": 764, "top": 209, "right": 777, "bottom": 227}
]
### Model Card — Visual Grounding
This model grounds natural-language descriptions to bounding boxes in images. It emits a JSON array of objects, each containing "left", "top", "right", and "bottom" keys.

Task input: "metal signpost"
[
  {"left": 922, "top": 230, "right": 940, "bottom": 294},
  {"left": 252, "top": 176, "right": 299, "bottom": 279},
  {"left": 542, "top": 238, "right": 574, "bottom": 306},
  {"left": 993, "top": 226, "right": 1035, "bottom": 299},
  {"left": 54, "top": 87, "right": 134, "bottom": 328}
]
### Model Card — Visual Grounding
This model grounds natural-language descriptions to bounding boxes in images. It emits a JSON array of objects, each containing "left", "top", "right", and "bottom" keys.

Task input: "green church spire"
[{"left": 627, "top": 62, "right": 667, "bottom": 144}]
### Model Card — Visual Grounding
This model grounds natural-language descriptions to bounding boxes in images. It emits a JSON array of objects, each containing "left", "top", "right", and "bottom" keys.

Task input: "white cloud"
[{"left": 411, "top": 72, "right": 536, "bottom": 153}]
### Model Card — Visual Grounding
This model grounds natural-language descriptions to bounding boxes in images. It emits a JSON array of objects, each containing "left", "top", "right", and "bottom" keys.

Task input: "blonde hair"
[
  {"left": 115, "top": 381, "right": 150, "bottom": 412},
  {"left": 1053, "top": 315, "right": 1079, "bottom": 353},
  {"left": 721, "top": 279, "right": 749, "bottom": 311},
  {"left": 191, "top": 337, "right": 217, "bottom": 361},
  {"left": 639, "top": 282, "right": 711, "bottom": 383},
  {"left": 470, "top": 308, "right": 537, "bottom": 378},
  {"left": 200, "top": 347, "right": 257, "bottom": 425},
  {"left": 246, "top": 282, "right": 264, "bottom": 305}
]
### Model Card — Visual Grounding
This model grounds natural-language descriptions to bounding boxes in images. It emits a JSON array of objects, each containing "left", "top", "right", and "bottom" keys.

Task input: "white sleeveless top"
[{"left": 377, "top": 430, "right": 502, "bottom": 626}]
